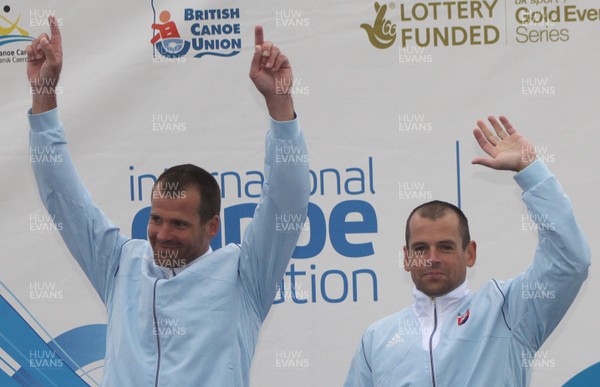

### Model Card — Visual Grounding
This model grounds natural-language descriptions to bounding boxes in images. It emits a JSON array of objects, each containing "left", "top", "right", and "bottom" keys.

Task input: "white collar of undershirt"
[
  {"left": 411, "top": 281, "right": 471, "bottom": 350},
  {"left": 413, "top": 280, "right": 471, "bottom": 316}
]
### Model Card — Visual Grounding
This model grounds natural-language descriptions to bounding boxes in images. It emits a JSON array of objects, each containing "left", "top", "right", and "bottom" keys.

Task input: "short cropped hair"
[
  {"left": 152, "top": 164, "right": 221, "bottom": 223},
  {"left": 405, "top": 200, "right": 470, "bottom": 249}
]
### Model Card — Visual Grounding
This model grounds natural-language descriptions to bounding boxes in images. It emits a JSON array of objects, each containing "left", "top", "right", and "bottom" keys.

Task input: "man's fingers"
[
  {"left": 254, "top": 25, "right": 264, "bottom": 47},
  {"left": 471, "top": 156, "right": 494, "bottom": 168},
  {"left": 488, "top": 115, "right": 508, "bottom": 139},
  {"left": 249, "top": 45, "right": 262, "bottom": 78},
  {"left": 26, "top": 44, "right": 36, "bottom": 61},
  {"left": 40, "top": 37, "right": 57, "bottom": 66},
  {"left": 272, "top": 53, "right": 289, "bottom": 72},
  {"left": 26, "top": 17, "right": 61, "bottom": 64},
  {"left": 28, "top": 36, "right": 40, "bottom": 61},
  {"left": 260, "top": 41, "right": 273, "bottom": 59},
  {"left": 32, "top": 35, "right": 48, "bottom": 60},
  {"left": 499, "top": 115, "right": 516, "bottom": 135},
  {"left": 476, "top": 119, "right": 498, "bottom": 146},
  {"left": 473, "top": 128, "right": 495, "bottom": 156},
  {"left": 471, "top": 129, "right": 497, "bottom": 168},
  {"left": 49, "top": 15, "right": 62, "bottom": 48},
  {"left": 265, "top": 46, "right": 280, "bottom": 69}
]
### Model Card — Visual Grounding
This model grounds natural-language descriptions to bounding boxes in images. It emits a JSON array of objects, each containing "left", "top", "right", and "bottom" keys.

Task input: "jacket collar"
[
  {"left": 158, "top": 247, "right": 213, "bottom": 279},
  {"left": 412, "top": 280, "right": 471, "bottom": 319}
]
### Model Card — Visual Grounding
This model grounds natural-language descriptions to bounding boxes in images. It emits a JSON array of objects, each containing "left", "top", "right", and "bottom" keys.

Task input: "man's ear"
[
  {"left": 403, "top": 246, "right": 411, "bottom": 272},
  {"left": 466, "top": 240, "right": 477, "bottom": 268},
  {"left": 206, "top": 215, "right": 220, "bottom": 238}
]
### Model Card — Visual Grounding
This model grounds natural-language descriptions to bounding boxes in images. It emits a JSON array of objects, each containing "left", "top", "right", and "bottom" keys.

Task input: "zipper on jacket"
[
  {"left": 153, "top": 279, "right": 161, "bottom": 387},
  {"left": 429, "top": 297, "right": 437, "bottom": 387}
]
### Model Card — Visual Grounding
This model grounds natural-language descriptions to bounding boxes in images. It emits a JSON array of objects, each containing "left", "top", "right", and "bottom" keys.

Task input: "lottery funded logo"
[
  {"left": 150, "top": 2, "right": 241, "bottom": 60},
  {"left": 361, "top": 2, "right": 397, "bottom": 49},
  {"left": 360, "top": 1, "right": 500, "bottom": 49}
]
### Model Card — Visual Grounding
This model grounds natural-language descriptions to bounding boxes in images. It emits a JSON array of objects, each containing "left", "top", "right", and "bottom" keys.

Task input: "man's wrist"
[
  {"left": 514, "top": 159, "right": 552, "bottom": 192},
  {"left": 32, "top": 94, "right": 58, "bottom": 115},
  {"left": 265, "top": 94, "right": 294, "bottom": 122}
]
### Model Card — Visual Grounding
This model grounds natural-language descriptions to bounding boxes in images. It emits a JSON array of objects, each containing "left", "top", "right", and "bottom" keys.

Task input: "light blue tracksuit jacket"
[
  {"left": 29, "top": 108, "right": 310, "bottom": 387},
  {"left": 345, "top": 160, "right": 590, "bottom": 387}
]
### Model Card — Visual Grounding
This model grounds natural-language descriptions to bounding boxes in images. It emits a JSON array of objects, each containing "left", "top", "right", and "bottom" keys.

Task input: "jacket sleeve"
[
  {"left": 238, "top": 116, "right": 310, "bottom": 320},
  {"left": 344, "top": 331, "right": 375, "bottom": 387},
  {"left": 499, "top": 159, "right": 590, "bottom": 350},
  {"left": 29, "top": 108, "right": 129, "bottom": 304}
]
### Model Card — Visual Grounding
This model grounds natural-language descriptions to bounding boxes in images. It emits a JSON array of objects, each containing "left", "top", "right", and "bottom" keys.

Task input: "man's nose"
[
  {"left": 428, "top": 247, "right": 442, "bottom": 265},
  {"left": 156, "top": 224, "right": 173, "bottom": 242}
]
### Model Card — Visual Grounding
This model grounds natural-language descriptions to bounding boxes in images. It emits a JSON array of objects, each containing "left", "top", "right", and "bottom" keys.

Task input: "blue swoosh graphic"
[
  {"left": 563, "top": 362, "right": 600, "bottom": 386},
  {"left": 0, "top": 295, "right": 87, "bottom": 386},
  {"left": 0, "top": 35, "right": 33, "bottom": 47},
  {"left": 0, "top": 279, "right": 107, "bottom": 386},
  {"left": 48, "top": 325, "right": 106, "bottom": 371},
  {"left": 194, "top": 50, "right": 240, "bottom": 58}
]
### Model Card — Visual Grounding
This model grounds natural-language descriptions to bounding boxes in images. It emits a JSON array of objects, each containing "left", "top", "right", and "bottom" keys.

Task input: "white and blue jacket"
[
  {"left": 345, "top": 160, "right": 590, "bottom": 387},
  {"left": 29, "top": 108, "right": 310, "bottom": 387}
]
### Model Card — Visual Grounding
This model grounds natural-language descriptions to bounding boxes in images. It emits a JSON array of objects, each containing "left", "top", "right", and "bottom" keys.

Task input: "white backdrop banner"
[{"left": 1, "top": 0, "right": 598, "bottom": 386}]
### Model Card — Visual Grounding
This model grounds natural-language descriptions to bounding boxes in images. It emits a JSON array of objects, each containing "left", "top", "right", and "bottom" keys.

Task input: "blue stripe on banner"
[
  {"left": 563, "top": 362, "right": 600, "bottom": 387},
  {"left": 48, "top": 325, "right": 106, "bottom": 371},
  {"left": 456, "top": 140, "right": 461, "bottom": 209},
  {"left": 0, "top": 296, "right": 88, "bottom": 386},
  {"left": 0, "top": 369, "right": 21, "bottom": 387}
]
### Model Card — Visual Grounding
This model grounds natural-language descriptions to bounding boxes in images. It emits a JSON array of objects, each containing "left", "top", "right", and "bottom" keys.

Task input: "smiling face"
[
  {"left": 147, "top": 186, "right": 218, "bottom": 268},
  {"left": 404, "top": 212, "right": 476, "bottom": 297}
]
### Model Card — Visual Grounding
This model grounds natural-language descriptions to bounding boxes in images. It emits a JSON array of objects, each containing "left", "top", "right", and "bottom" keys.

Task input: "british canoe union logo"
[
  {"left": 150, "top": 0, "right": 242, "bottom": 60},
  {"left": 151, "top": 10, "right": 191, "bottom": 58}
]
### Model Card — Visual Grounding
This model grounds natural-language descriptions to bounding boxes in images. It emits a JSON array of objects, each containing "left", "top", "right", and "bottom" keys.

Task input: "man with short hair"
[
  {"left": 345, "top": 116, "right": 590, "bottom": 386},
  {"left": 27, "top": 16, "right": 309, "bottom": 386}
]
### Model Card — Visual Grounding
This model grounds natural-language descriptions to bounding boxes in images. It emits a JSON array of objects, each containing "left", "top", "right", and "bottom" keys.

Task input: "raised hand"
[
  {"left": 26, "top": 15, "right": 63, "bottom": 114},
  {"left": 471, "top": 115, "right": 536, "bottom": 172},
  {"left": 249, "top": 25, "right": 294, "bottom": 121}
]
